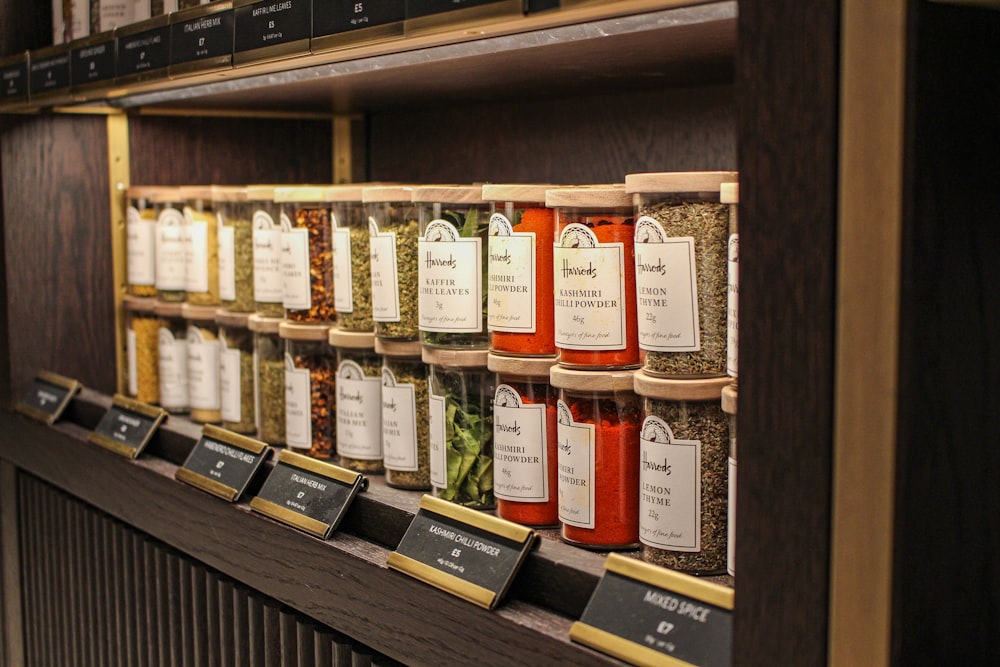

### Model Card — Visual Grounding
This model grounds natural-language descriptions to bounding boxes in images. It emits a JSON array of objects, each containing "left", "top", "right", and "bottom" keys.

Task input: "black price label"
[
  {"left": 88, "top": 394, "right": 167, "bottom": 459},
  {"left": 176, "top": 425, "right": 270, "bottom": 502},
  {"left": 71, "top": 39, "right": 116, "bottom": 86},
  {"left": 406, "top": 0, "right": 507, "bottom": 20},
  {"left": 15, "top": 371, "right": 80, "bottom": 424},
  {"left": 314, "top": 0, "right": 405, "bottom": 37},
  {"left": 570, "top": 554, "right": 734, "bottom": 667},
  {"left": 29, "top": 53, "right": 70, "bottom": 95},
  {"left": 249, "top": 450, "right": 367, "bottom": 539},
  {"left": 171, "top": 8, "right": 235, "bottom": 68},
  {"left": 387, "top": 495, "right": 538, "bottom": 610},
  {"left": 117, "top": 25, "right": 171, "bottom": 77},
  {"left": 2, "top": 60, "right": 28, "bottom": 99},
  {"left": 234, "top": 0, "right": 311, "bottom": 56}
]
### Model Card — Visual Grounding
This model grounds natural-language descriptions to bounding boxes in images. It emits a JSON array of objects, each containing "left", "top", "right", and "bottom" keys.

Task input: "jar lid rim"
[
  {"left": 633, "top": 369, "right": 731, "bottom": 400},
  {"left": 549, "top": 365, "right": 636, "bottom": 391},
  {"left": 421, "top": 347, "right": 489, "bottom": 367},
  {"left": 624, "top": 171, "right": 738, "bottom": 194}
]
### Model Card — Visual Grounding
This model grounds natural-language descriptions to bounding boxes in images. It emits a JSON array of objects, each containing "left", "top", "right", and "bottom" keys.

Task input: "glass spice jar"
[
  {"left": 488, "top": 353, "right": 559, "bottom": 527},
  {"left": 280, "top": 321, "right": 335, "bottom": 459},
  {"left": 425, "top": 347, "right": 495, "bottom": 509},
  {"left": 721, "top": 182, "right": 740, "bottom": 380},
  {"left": 217, "top": 309, "right": 256, "bottom": 435},
  {"left": 624, "top": 171, "right": 738, "bottom": 378},
  {"left": 721, "top": 382, "right": 737, "bottom": 577},
  {"left": 634, "top": 370, "right": 730, "bottom": 574},
  {"left": 275, "top": 186, "right": 335, "bottom": 324},
  {"left": 548, "top": 186, "right": 640, "bottom": 370},
  {"left": 124, "top": 295, "right": 159, "bottom": 405},
  {"left": 155, "top": 300, "right": 188, "bottom": 413},
  {"left": 181, "top": 185, "right": 221, "bottom": 306},
  {"left": 214, "top": 185, "right": 255, "bottom": 313},
  {"left": 125, "top": 186, "right": 159, "bottom": 297},
  {"left": 329, "top": 329, "right": 383, "bottom": 473},
  {"left": 249, "top": 314, "right": 285, "bottom": 446},
  {"left": 377, "top": 339, "right": 430, "bottom": 490},
  {"left": 414, "top": 185, "right": 490, "bottom": 349},
  {"left": 330, "top": 184, "right": 374, "bottom": 332},
  {"left": 482, "top": 184, "right": 557, "bottom": 357},
  {"left": 153, "top": 187, "right": 187, "bottom": 303},
  {"left": 183, "top": 303, "right": 222, "bottom": 424},
  {"left": 248, "top": 185, "right": 285, "bottom": 318},
  {"left": 364, "top": 185, "right": 420, "bottom": 341}
]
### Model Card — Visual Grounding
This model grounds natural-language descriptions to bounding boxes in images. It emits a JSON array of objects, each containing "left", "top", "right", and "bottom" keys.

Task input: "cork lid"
[
  {"left": 274, "top": 186, "right": 333, "bottom": 203},
  {"left": 545, "top": 185, "right": 630, "bottom": 208},
  {"left": 214, "top": 309, "right": 251, "bottom": 328},
  {"left": 247, "top": 314, "right": 283, "bottom": 334},
  {"left": 721, "top": 383, "right": 738, "bottom": 415},
  {"left": 633, "top": 369, "right": 731, "bottom": 401},
  {"left": 279, "top": 321, "right": 331, "bottom": 341},
  {"left": 362, "top": 185, "right": 415, "bottom": 203},
  {"left": 122, "top": 295, "right": 157, "bottom": 313},
  {"left": 246, "top": 185, "right": 279, "bottom": 201},
  {"left": 480, "top": 184, "right": 557, "bottom": 203},
  {"left": 421, "top": 347, "right": 489, "bottom": 368},
  {"left": 487, "top": 352, "right": 558, "bottom": 377},
  {"left": 182, "top": 303, "right": 219, "bottom": 323},
  {"left": 328, "top": 329, "right": 376, "bottom": 349},
  {"left": 126, "top": 185, "right": 165, "bottom": 200},
  {"left": 720, "top": 182, "right": 740, "bottom": 204},
  {"left": 153, "top": 300, "right": 185, "bottom": 318},
  {"left": 549, "top": 366, "right": 636, "bottom": 392},
  {"left": 411, "top": 185, "right": 485, "bottom": 204},
  {"left": 374, "top": 338, "right": 422, "bottom": 357},
  {"left": 179, "top": 185, "right": 214, "bottom": 202},
  {"left": 211, "top": 185, "right": 249, "bottom": 202},
  {"left": 325, "top": 184, "right": 367, "bottom": 202},
  {"left": 624, "top": 171, "right": 738, "bottom": 194},
  {"left": 147, "top": 187, "right": 185, "bottom": 204}
]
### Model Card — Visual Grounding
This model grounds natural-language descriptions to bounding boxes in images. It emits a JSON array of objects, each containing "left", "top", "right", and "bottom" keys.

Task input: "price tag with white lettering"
[
  {"left": 570, "top": 554, "right": 734, "bottom": 667},
  {"left": 88, "top": 394, "right": 167, "bottom": 459},
  {"left": 249, "top": 450, "right": 368, "bottom": 539},
  {"left": 15, "top": 371, "right": 80, "bottom": 425},
  {"left": 386, "top": 495, "right": 538, "bottom": 610},
  {"left": 176, "top": 425, "right": 271, "bottom": 502}
]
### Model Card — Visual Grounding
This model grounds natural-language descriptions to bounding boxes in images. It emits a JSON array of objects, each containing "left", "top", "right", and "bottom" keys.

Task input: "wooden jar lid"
[
  {"left": 214, "top": 309, "right": 251, "bottom": 328},
  {"left": 123, "top": 295, "right": 157, "bottom": 313},
  {"left": 481, "top": 184, "right": 557, "bottom": 203},
  {"left": 624, "top": 171, "right": 738, "bottom": 194},
  {"left": 274, "top": 185, "right": 333, "bottom": 203},
  {"left": 633, "top": 369, "right": 731, "bottom": 401},
  {"left": 720, "top": 182, "right": 740, "bottom": 204},
  {"left": 487, "top": 352, "right": 558, "bottom": 377},
  {"left": 411, "top": 185, "right": 485, "bottom": 204},
  {"left": 374, "top": 338, "right": 422, "bottom": 357},
  {"left": 545, "top": 185, "right": 630, "bottom": 208},
  {"left": 153, "top": 299, "right": 185, "bottom": 318},
  {"left": 181, "top": 303, "right": 219, "bottom": 323},
  {"left": 549, "top": 365, "right": 636, "bottom": 392},
  {"left": 362, "top": 185, "right": 415, "bottom": 203},
  {"left": 328, "top": 329, "right": 376, "bottom": 349},
  {"left": 278, "top": 321, "right": 331, "bottom": 341},
  {"left": 721, "top": 383, "right": 738, "bottom": 414},
  {"left": 247, "top": 314, "right": 283, "bottom": 334}
]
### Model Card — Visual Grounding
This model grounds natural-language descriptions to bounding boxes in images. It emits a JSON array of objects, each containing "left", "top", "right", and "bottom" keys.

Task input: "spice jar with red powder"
[
  {"left": 280, "top": 321, "right": 335, "bottom": 460},
  {"left": 482, "top": 184, "right": 557, "bottom": 357},
  {"left": 489, "top": 353, "right": 559, "bottom": 526},
  {"left": 548, "top": 186, "right": 639, "bottom": 370},
  {"left": 551, "top": 365, "right": 640, "bottom": 550}
]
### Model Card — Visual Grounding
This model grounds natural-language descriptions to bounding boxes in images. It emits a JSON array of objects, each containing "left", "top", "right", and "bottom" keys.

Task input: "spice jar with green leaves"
[
  {"left": 378, "top": 339, "right": 430, "bottom": 490},
  {"left": 214, "top": 185, "right": 255, "bottom": 313},
  {"left": 330, "top": 184, "right": 374, "bottom": 332},
  {"left": 329, "top": 329, "right": 383, "bottom": 474},
  {"left": 217, "top": 309, "right": 256, "bottom": 435},
  {"left": 365, "top": 185, "right": 420, "bottom": 341},
  {"left": 250, "top": 314, "right": 285, "bottom": 446},
  {"left": 249, "top": 185, "right": 285, "bottom": 318}
]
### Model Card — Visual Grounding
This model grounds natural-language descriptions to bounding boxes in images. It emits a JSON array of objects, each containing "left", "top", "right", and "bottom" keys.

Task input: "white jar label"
[
  {"left": 281, "top": 220, "right": 311, "bottom": 311},
  {"left": 219, "top": 336, "right": 241, "bottom": 423},
  {"left": 126, "top": 206, "right": 155, "bottom": 286},
  {"left": 335, "top": 360, "right": 382, "bottom": 460},
  {"left": 418, "top": 219, "right": 482, "bottom": 333},
  {"left": 557, "top": 400, "right": 595, "bottom": 528},
  {"left": 252, "top": 211, "right": 283, "bottom": 304},
  {"left": 369, "top": 220, "right": 401, "bottom": 322},
  {"left": 634, "top": 217, "right": 700, "bottom": 352},
  {"left": 639, "top": 416, "right": 701, "bottom": 552},
  {"left": 126, "top": 327, "right": 138, "bottom": 397},
  {"left": 187, "top": 327, "right": 220, "bottom": 411},
  {"left": 727, "top": 232, "right": 739, "bottom": 377},
  {"left": 155, "top": 207, "right": 186, "bottom": 291},
  {"left": 428, "top": 392, "right": 447, "bottom": 488},
  {"left": 158, "top": 326, "right": 188, "bottom": 408},
  {"left": 728, "top": 455, "right": 736, "bottom": 576},
  {"left": 488, "top": 214, "right": 536, "bottom": 333},
  {"left": 284, "top": 353, "right": 312, "bottom": 450},
  {"left": 218, "top": 218, "right": 236, "bottom": 301},
  {"left": 493, "top": 384, "right": 548, "bottom": 502},
  {"left": 381, "top": 368, "right": 418, "bottom": 471},
  {"left": 184, "top": 217, "right": 209, "bottom": 294},
  {"left": 332, "top": 222, "right": 354, "bottom": 313},
  {"left": 553, "top": 224, "right": 626, "bottom": 350}
]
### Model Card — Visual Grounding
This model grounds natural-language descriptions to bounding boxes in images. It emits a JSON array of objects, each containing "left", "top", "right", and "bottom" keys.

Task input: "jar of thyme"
[
  {"left": 249, "top": 185, "right": 285, "bottom": 318},
  {"left": 721, "top": 382, "right": 737, "bottom": 577},
  {"left": 634, "top": 370, "right": 730, "bottom": 574},
  {"left": 721, "top": 182, "right": 739, "bottom": 380},
  {"left": 364, "top": 186, "right": 419, "bottom": 341},
  {"left": 377, "top": 339, "right": 430, "bottom": 490},
  {"left": 153, "top": 188, "right": 187, "bottom": 303},
  {"left": 281, "top": 321, "right": 335, "bottom": 460},
  {"left": 181, "top": 186, "right": 221, "bottom": 306},
  {"left": 155, "top": 300, "right": 188, "bottom": 413},
  {"left": 217, "top": 309, "right": 256, "bottom": 435},
  {"left": 329, "top": 329, "right": 383, "bottom": 474},
  {"left": 276, "top": 186, "right": 335, "bottom": 324},
  {"left": 330, "top": 184, "right": 374, "bottom": 332},
  {"left": 183, "top": 303, "right": 222, "bottom": 424},
  {"left": 124, "top": 295, "right": 159, "bottom": 405},
  {"left": 214, "top": 185, "right": 255, "bottom": 313},
  {"left": 126, "top": 186, "right": 159, "bottom": 298},
  {"left": 249, "top": 314, "right": 285, "bottom": 446}
]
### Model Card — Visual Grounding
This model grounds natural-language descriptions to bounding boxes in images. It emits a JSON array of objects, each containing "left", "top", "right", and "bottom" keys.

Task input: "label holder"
[
  {"left": 175, "top": 424, "right": 271, "bottom": 502},
  {"left": 15, "top": 371, "right": 81, "bottom": 425},
  {"left": 87, "top": 394, "right": 168, "bottom": 459}
]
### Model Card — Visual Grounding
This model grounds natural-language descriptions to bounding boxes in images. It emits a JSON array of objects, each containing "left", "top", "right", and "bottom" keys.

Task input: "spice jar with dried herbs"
[
  {"left": 181, "top": 186, "right": 221, "bottom": 306},
  {"left": 721, "top": 182, "right": 739, "bottom": 380},
  {"left": 126, "top": 186, "right": 159, "bottom": 298},
  {"left": 365, "top": 185, "right": 420, "bottom": 341},
  {"left": 414, "top": 185, "right": 490, "bottom": 349},
  {"left": 214, "top": 185, "right": 255, "bottom": 313},
  {"left": 280, "top": 321, "right": 335, "bottom": 459},
  {"left": 250, "top": 314, "right": 285, "bottom": 446},
  {"left": 378, "top": 339, "right": 430, "bottom": 490},
  {"left": 634, "top": 370, "right": 730, "bottom": 574},
  {"left": 217, "top": 309, "right": 256, "bottom": 435},
  {"left": 329, "top": 329, "right": 383, "bottom": 473},
  {"left": 489, "top": 353, "right": 559, "bottom": 526},
  {"left": 155, "top": 300, "right": 188, "bottom": 413},
  {"left": 276, "top": 187, "right": 335, "bottom": 324},
  {"left": 153, "top": 188, "right": 187, "bottom": 303},
  {"left": 183, "top": 303, "right": 222, "bottom": 424},
  {"left": 249, "top": 185, "right": 285, "bottom": 318},
  {"left": 721, "top": 382, "right": 737, "bottom": 577},
  {"left": 330, "top": 184, "right": 374, "bottom": 332},
  {"left": 548, "top": 186, "right": 639, "bottom": 369},
  {"left": 124, "top": 295, "right": 158, "bottom": 405},
  {"left": 551, "top": 365, "right": 640, "bottom": 550},
  {"left": 426, "top": 347, "right": 494, "bottom": 509},
  {"left": 624, "top": 171, "right": 738, "bottom": 378},
  {"left": 482, "top": 184, "right": 557, "bottom": 357}
]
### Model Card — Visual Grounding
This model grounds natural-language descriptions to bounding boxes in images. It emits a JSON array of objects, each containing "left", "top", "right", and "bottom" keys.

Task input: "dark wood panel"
[
  {"left": 368, "top": 84, "right": 735, "bottom": 184},
  {"left": 0, "top": 135, "right": 10, "bottom": 409},
  {"left": 735, "top": 1, "right": 840, "bottom": 665},
  {"left": 894, "top": 4, "right": 1000, "bottom": 665},
  {"left": 0, "top": 0, "right": 51, "bottom": 55}
]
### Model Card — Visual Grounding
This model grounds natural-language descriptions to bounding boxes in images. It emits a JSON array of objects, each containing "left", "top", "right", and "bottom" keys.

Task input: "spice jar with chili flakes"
[
  {"left": 329, "top": 329, "right": 383, "bottom": 474},
  {"left": 548, "top": 185, "right": 640, "bottom": 370},
  {"left": 124, "top": 295, "right": 159, "bottom": 405},
  {"left": 249, "top": 185, "right": 285, "bottom": 318},
  {"left": 126, "top": 186, "right": 159, "bottom": 298},
  {"left": 425, "top": 347, "right": 495, "bottom": 509},
  {"left": 155, "top": 300, "right": 189, "bottom": 414},
  {"left": 275, "top": 186, "right": 336, "bottom": 324},
  {"left": 181, "top": 186, "right": 221, "bottom": 307},
  {"left": 378, "top": 338, "right": 431, "bottom": 490},
  {"left": 183, "top": 303, "right": 222, "bottom": 424},
  {"left": 550, "top": 365, "right": 640, "bottom": 550},
  {"left": 280, "top": 321, "right": 335, "bottom": 460},
  {"left": 634, "top": 370, "right": 730, "bottom": 574},
  {"left": 624, "top": 171, "right": 738, "bottom": 379},
  {"left": 217, "top": 308, "right": 256, "bottom": 435},
  {"left": 721, "top": 382, "right": 737, "bottom": 577},
  {"left": 488, "top": 353, "right": 559, "bottom": 526},
  {"left": 481, "top": 184, "right": 557, "bottom": 358},
  {"left": 250, "top": 314, "right": 285, "bottom": 446},
  {"left": 330, "top": 184, "right": 374, "bottom": 333},
  {"left": 214, "top": 185, "right": 255, "bottom": 313},
  {"left": 153, "top": 187, "right": 187, "bottom": 303},
  {"left": 413, "top": 185, "right": 490, "bottom": 349},
  {"left": 364, "top": 185, "right": 420, "bottom": 341}
]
